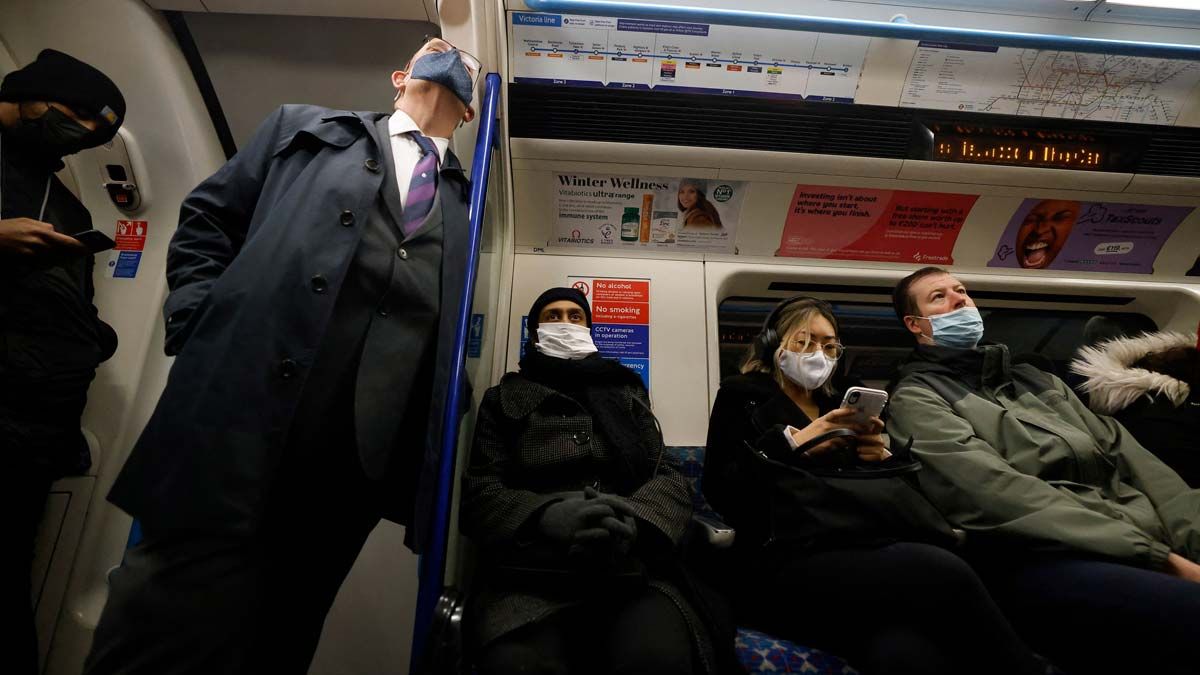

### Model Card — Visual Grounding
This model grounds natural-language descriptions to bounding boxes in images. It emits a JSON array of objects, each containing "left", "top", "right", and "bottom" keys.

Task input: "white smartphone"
[{"left": 841, "top": 386, "right": 888, "bottom": 424}]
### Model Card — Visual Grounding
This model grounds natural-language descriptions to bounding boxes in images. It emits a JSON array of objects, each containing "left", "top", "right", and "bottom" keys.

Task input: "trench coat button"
[
  {"left": 278, "top": 358, "right": 297, "bottom": 379},
  {"left": 573, "top": 432, "right": 590, "bottom": 445},
  {"left": 310, "top": 274, "right": 328, "bottom": 293},
  {"left": 340, "top": 210, "right": 355, "bottom": 226},
  {"left": 377, "top": 306, "right": 389, "bottom": 317},
  {"left": 364, "top": 158, "right": 380, "bottom": 172},
  {"left": 397, "top": 247, "right": 408, "bottom": 260}
]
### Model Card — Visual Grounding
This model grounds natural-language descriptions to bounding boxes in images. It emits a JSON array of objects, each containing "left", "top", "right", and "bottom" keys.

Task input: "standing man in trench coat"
[{"left": 86, "top": 37, "right": 481, "bottom": 674}]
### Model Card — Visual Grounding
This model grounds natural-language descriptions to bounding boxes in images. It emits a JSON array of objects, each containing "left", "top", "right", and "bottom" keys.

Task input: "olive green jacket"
[{"left": 887, "top": 343, "right": 1200, "bottom": 570}]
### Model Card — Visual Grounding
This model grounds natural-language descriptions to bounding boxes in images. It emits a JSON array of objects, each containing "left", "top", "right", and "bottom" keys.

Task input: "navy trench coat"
[{"left": 108, "top": 105, "right": 472, "bottom": 552}]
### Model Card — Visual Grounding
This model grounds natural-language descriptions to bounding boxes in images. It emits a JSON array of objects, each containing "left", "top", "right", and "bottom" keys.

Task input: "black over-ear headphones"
[{"left": 753, "top": 296, "right": 835, "bottom": 366}]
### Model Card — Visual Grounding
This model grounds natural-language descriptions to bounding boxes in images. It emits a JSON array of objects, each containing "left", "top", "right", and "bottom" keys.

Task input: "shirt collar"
[{"left": 388, "top": 110, "right": 450, "bottom": 164}]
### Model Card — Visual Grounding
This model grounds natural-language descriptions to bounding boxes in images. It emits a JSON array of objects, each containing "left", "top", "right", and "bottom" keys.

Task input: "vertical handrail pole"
[{"left": 411, "top": 71, "right": 502, "bottom": 672}]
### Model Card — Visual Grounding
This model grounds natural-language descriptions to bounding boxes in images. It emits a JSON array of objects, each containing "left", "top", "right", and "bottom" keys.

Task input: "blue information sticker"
[
  {"left": 112, "top": 251, "right": 141, "bottom": 279},
  {"left": 468, "top": 313, "right": 485, "bottom": 358}
]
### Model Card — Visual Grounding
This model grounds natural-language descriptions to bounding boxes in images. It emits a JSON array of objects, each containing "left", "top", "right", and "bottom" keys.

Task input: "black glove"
[
  {"left": 583, "top": 486, "right": 638, "bottom": 554},
  {"left": 538, "top": 493, "right": 619, "bottom": 544}
]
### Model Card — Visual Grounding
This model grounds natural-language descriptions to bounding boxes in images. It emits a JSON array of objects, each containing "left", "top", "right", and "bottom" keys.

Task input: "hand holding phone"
[
  {"left": 0, "top": 217, "right": 88, "bottom": 260},
  {"left": 841, "top": 386, "right": 888, "bottom": 426},
  {"left": 71, "top": 229, "right": 117, "bottom": 253}
]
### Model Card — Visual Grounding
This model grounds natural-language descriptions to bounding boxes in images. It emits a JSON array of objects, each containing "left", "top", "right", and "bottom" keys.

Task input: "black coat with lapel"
[{"left": 108, "top": 105, "right": 471, "bottom": 551}]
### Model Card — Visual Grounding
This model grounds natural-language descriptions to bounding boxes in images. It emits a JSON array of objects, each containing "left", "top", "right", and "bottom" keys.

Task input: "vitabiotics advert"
[{"left": 551, "top": 173, "right": 744, "bottom": 253}]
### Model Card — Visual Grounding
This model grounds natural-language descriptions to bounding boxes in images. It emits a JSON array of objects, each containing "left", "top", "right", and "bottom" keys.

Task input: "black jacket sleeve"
[{"left": 162, "top": 107, "right": 285, "bottom": 355}]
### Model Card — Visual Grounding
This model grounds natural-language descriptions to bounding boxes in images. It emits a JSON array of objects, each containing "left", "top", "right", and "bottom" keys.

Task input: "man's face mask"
[
  {"left": 409, "top": 49, "right": 474, "bottom": 107},
  {"left": 535, "top": 323, "right": 598, "bottom": 361},
  {"left": 912, "top": 306, "right": 985, "bottom": 349},
  {"left": 10, "top": 104, "right": 91, "bottom": 158}
]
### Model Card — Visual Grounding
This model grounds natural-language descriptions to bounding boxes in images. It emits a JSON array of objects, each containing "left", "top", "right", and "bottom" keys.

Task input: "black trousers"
[
  {"left": 474, "top": 587, "right": 697, "bottom": 675},
  {"left": 972, "top": 554, "right": 1200, "bottom": 675},
  {"left": 739, "top": 542, "right": 1045, "bottom": 675},
  {"left": 4, "top": 462, "right": 52, "bottom": 675},
  {"left": 84, "top": 390, "right": 385, "bottom": 675}
]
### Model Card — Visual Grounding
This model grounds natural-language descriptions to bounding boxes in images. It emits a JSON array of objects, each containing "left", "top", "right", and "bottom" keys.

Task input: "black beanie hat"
[
  {"left": 527, "top": 287, "right": 592, "bottom": 334},
  {"left": 1, "top": 49, "right": 126, "bottom": 147}
]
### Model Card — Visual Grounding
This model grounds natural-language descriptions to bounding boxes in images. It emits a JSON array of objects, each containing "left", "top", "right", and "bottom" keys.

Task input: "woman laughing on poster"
[{"left": 677, "top": 178, "right": 723, "bottom": 229}]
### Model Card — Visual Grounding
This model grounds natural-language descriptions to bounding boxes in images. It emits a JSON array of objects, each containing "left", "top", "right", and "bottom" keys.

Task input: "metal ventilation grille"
[
  {"left": 509, "top": 83, "right": 1200, "bottom": 179},
  {"left": 1137, "top": 129, "right": 1200, "bottom": 177},
  {"left": 508, "top": 84, "right": 914, "bottom": 158}
]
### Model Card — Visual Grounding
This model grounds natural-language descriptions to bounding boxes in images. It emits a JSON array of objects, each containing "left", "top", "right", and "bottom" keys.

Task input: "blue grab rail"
[
  {"left": 410, "top": 71, "right": 502, "bottom": 672},
  {"left": 524, "top": 0, "right": 1200, "bottom": 61}
]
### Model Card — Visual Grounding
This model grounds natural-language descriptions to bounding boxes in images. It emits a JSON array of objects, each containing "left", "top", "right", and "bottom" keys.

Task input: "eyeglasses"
[
  {"left": 785, "top": 336, "right": 845, "bottom": 360},
  {"left": 421, "top": 35, "right": 483, "bottom": 85}
]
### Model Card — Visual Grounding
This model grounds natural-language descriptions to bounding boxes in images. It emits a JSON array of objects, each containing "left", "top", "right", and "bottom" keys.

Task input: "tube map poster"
[{"left": 510, "top": 11, "right": 868, "bottom": 102}]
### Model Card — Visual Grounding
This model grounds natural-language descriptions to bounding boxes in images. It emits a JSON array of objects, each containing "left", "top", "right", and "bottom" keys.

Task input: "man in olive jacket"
[{"left": 886, "top": 266, "right": 1200, "bottom": 675}]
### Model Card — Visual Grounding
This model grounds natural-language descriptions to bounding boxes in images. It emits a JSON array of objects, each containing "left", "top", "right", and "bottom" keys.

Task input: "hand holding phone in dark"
[{"left": 71, "top": 229, "right": 117, "bottom": 254}]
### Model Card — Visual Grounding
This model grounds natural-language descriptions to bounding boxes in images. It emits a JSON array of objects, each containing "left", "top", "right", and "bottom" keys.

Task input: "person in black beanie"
[
  {"left": 459, "top": 287, "right": 737, "bottom": 675},
  {"left": 0, "top": 48, "right": 124, "bottom": 674}
]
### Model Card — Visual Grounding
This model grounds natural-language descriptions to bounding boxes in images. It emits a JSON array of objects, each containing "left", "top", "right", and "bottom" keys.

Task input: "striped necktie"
[{"left": 402, "top": 131, "right": 440, "bottom": 238}]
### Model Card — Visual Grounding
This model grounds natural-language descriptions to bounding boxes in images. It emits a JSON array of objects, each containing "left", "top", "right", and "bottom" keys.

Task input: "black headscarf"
[
  {"left": 519, "top": 288, "right": 652, "bottom": 489},
  {"left": 1, "top": 49, "right": 126, "bottom": 148}
]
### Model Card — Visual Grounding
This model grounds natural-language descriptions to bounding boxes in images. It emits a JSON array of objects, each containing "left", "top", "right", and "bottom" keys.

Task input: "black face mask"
[{"left": 8, "top": 104, "right": 92, "bottom": 159}]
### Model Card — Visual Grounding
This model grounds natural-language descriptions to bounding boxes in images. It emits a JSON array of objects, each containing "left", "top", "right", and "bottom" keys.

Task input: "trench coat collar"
[
  {"left": 270, "top": 109, "right": 466, "bottom": 178},
  {"left": 271, "top": 110, "right": 382, "bottom": 156}
]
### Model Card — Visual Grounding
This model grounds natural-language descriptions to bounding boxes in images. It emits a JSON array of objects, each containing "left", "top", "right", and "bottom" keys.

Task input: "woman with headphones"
[{"left": 703, "top": 296, "right": 1044, "bottom": 675}]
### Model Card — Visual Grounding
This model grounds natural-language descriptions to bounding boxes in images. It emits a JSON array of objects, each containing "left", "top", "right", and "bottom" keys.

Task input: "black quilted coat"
[{"left": 460, "top": 372, "right": 735, "bottom": 673}]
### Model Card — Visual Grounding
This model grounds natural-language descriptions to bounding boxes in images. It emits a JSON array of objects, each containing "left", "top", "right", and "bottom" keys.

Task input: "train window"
[{"left": 718, "top": 296, "right": 1157, "bottom": 386}]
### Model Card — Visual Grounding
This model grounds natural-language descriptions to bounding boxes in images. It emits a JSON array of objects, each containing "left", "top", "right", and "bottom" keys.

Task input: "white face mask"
[
  {"left": 777, "top": 348, "right": 836, "bottom": 391},
  {"left": 535, "top": 323, "right": 598, "bottom": 360}
]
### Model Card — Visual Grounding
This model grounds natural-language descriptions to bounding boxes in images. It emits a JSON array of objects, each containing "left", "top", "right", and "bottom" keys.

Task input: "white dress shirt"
[{"left": 387, "top": 109, "right": 451, "bottom": 211}]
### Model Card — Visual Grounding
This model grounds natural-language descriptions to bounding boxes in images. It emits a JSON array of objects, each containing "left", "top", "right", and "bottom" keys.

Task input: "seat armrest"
[{"left": 693, "top": 513, "right": 735, "bottom": 549}]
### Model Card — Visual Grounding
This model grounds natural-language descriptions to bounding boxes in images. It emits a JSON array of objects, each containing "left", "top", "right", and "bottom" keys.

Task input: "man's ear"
[
  {"left": 391, "top": 70, "right": 409, "bottom": 100},
  {"left": 462, "top": 105, "right": 476, "bottom": 124},
  {"left": 903, "top": 315, "right": 923, "bottom": 337}
]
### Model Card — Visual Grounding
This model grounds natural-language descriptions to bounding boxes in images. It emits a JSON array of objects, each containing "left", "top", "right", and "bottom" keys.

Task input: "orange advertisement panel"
[{"left": 776, "top": 185, "right": 978, "bottom": 264}]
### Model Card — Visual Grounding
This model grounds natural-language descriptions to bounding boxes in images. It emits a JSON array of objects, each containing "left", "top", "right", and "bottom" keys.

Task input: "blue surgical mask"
[
  {"left": 410, "top": 49, "right": 474, "bottom": 106},
  {"left": 917, "top": 306, "right": 984, "bottom": 349}
]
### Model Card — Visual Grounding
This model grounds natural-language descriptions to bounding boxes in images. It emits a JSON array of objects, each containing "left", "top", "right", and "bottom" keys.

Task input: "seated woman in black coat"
[
  {"left": 704, "top": 296, "right": 1043, "bottom": 675},
  {"left": 461, "top": 288, "right": 733, "bottom": 675}
]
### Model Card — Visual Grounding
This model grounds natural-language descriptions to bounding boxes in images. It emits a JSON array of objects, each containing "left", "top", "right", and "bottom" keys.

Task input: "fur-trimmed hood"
[{"left": 1070, "top": 331, "right": 1196, "bottom": 415}]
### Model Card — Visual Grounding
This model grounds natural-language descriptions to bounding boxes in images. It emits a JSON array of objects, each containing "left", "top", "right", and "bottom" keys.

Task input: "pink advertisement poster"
[
  {"left": 988, "top": 199, "right": 1193, "bottom": 274},
  {"left": 776, "top": 185, "right": 977, "bottom": 264}
]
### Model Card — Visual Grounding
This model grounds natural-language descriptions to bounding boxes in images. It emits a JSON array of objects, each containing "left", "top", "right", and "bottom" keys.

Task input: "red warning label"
[{"left": 115, "top": 220, "right": 148, "bottom": 251}]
